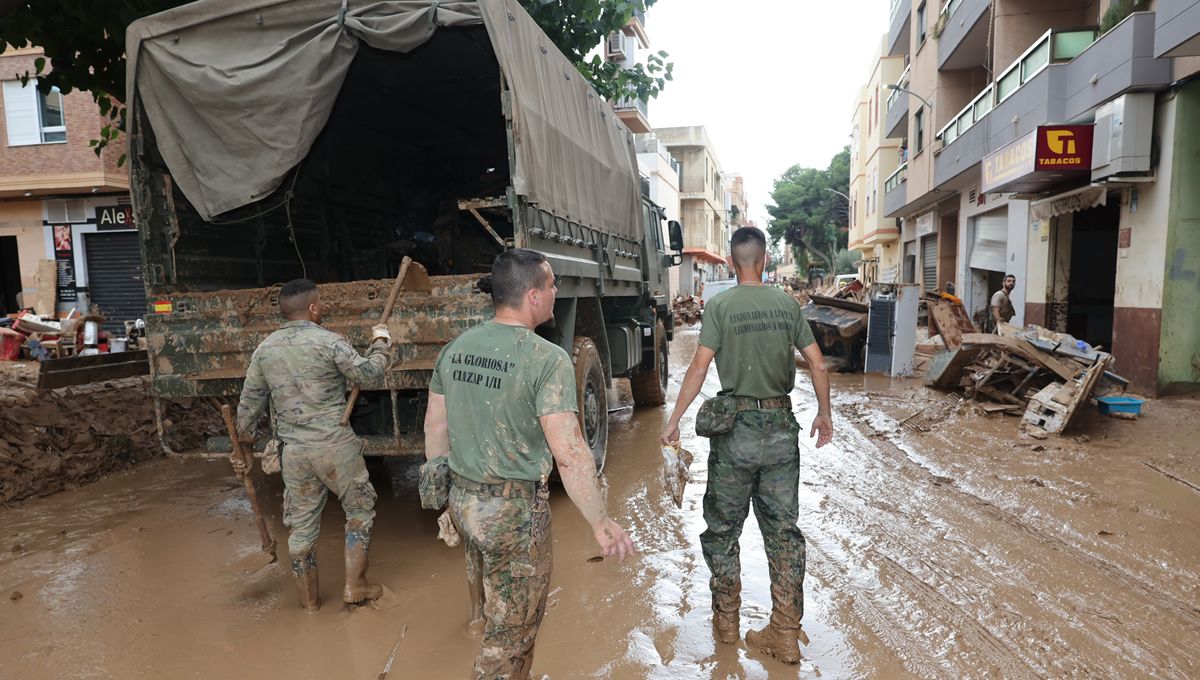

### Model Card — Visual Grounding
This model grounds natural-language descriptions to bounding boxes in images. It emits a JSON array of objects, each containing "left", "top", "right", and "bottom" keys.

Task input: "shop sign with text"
[
  {"left": 97, "top": 205, "right": 136, "bottom": 230},
  {"left": 1035, "top": 125, "right": 1093, "bottom": 170}
]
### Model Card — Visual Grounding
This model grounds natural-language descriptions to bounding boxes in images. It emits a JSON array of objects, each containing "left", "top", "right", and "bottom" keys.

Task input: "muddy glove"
[
  {"left": 229, "top": 453, "right": 249, "bottom": 476},
  {"left": 418, "top": 456, "right": 451, "bottom": 510},
  {"left": 371, "top": 324, "right": 392, "bottom": 346},
  {"left": 436, "top": 510, "right": 461, "bottom": 547},
  {"left": 260, "top": 440, "right": 282, "bottom": 475}
]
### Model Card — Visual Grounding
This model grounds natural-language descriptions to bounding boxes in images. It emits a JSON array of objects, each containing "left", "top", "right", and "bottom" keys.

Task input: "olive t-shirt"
[
  {"left": 698, "top": 285, "right": 817, "bottom": 399},
  {"left": 430, "top": 321, "right": 577, "bottom": 483}
]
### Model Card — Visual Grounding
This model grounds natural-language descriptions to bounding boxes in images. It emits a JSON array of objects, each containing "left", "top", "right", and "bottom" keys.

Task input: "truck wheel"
[
  {"left": 572, "top": 337, "right": 608, "bottom": 473},
  {"left": 630, "top": 320, "right": 668, "bottom": 407}
]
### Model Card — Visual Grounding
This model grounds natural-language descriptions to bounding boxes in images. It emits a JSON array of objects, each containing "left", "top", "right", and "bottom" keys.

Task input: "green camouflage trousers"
[
  {"left": 701, "top": 409, "right": 806, "bottom": 620},
  {"left": 281, "top": 439, "right": 377, "bottom": 560},
  {"left": 449, "top": 476, "right": 552, "bottom": 680}
]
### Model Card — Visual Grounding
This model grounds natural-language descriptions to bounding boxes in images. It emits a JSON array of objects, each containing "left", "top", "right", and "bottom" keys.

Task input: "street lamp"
[{"left": 884, "top": 83, "right": 933, "bottom": 111}]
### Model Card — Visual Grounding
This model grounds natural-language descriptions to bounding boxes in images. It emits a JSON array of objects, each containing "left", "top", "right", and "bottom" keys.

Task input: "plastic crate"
[{"left": 1096, "top": 395, "right": 1144, "bottom": 416}]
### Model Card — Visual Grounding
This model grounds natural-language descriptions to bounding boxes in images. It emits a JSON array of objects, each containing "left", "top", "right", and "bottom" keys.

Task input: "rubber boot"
[
  {"left": 465, "top": 565, "right": 485, "bottom": 636},
  {"left": 342, "top": 539, "right": 383, "bottom": 605},
  {"left": 745, "top": 584, "right": 801, "bottom": 664},
  {"left": 291, "top": 549, "right": 321, "bottom": 613},
  {"left": 712, "top": 587, "right": 741, "bottom": 644}
]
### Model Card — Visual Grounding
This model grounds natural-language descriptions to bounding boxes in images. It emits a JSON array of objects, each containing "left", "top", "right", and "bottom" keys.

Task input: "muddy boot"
[
  {"left": 291, "top": 549, "right": 321, "bottom": 613},
  {"left": 711, "top": 586, "right": 741, "bottom": 644},
  {"left": 465, "top": 568, "right": 485, "bottom": 636},
  {"left": 745, "top": 585, "right": 801, "bottom": 664},
  {"left": 342, "top": 541, "right": 383, "bottom": 605}
]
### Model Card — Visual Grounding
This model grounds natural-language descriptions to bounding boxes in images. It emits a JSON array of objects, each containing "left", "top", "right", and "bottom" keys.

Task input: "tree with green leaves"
[
  {"left": 766, "top": 146, "right": 851, "bottom": 271},
  {"left": 0, "top": 0, "right": 672, "bottom": 165}
]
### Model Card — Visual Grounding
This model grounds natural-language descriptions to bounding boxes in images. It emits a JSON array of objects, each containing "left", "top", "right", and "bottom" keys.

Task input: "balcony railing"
[
  {"left": 936, "top": 27, "right": 1098, "bottom": 145},
  {"left": 614, "top": 94, "right": 649, "bottom": 118},
  {"left": 887, "top": 64, "right": 911, "bottom": 112},
  {"left": 885, "top": 162, "right": 908, "bottom": 194}
]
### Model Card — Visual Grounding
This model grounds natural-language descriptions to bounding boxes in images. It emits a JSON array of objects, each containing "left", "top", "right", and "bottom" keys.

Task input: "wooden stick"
[
  {"left": 341, "top": 256, "right": 412, "bottom": 426},
  {"left": 220, "top": 404, "right": 277, "bottom": 558}
]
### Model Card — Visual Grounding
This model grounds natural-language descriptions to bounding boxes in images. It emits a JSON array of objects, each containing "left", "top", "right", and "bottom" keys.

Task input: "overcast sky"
[{"left": 644, "top": 0, "right": 889, "bottom": 225}]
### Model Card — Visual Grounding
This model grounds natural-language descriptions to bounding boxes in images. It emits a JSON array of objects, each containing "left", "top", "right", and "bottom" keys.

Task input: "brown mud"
[
  {"left": 2, "top": 330, "right": 1199, "bottom": 678},
  {"left": 0, "top": 362, "right": 222, "bottom": 505}
]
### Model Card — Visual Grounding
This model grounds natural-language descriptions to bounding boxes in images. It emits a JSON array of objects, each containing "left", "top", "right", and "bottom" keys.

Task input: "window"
[
  {"left": 914, "top": 108, "right": 925, "bottom": 153},
  {"left": 916, "top": 2, "right": 927, "bottom": 45},
  {"left": 3, "top": 79, "right": 66, "bottom": 146}
]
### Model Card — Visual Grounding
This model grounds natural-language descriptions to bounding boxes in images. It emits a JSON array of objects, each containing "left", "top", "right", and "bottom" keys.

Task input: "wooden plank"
[
  {"left": 960, "top": 333, "right": 1080, "bottom": 382},
  {"left": 927, "top": 299, "right": 965, "bottom": 350},
  {"left": 37, "top": 350, "right": 150, "bottom": 389},
  {"left": 809, "top": 294, "right": 869, "bottom": 313}
]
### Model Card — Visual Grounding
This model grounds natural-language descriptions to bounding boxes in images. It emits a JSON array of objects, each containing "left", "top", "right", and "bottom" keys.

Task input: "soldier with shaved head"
[
  {"left": 664, "top": 226, "right": 834, "bottom": 665},
  {"left": 236, "top": 278, "right": 393, "bottom": 612}
]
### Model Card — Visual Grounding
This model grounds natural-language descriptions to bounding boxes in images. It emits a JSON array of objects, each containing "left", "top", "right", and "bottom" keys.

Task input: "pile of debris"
[
  {"left": 2, "top": 311, "right": 149, "bottom": 389},
  {"left": 672, "top": 295, "right": 703, "bottom": 325},
  {"left": 0, "top": 368, "right": 223, "bottom": 505},
  {"left": 923, "top": 314, "right": 1127, "bottom": 438}
]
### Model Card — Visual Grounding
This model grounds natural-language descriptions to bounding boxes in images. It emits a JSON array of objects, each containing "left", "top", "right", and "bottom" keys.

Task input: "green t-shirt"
[
  {"left": 430, "top": 321, "right": 577, "bottom": 483},
  {"left": 698, "top": 285, "right": 817, "bottom": 399}
]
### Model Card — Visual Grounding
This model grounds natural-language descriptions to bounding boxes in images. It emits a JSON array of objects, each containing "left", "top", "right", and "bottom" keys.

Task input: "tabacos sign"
[{"left": 1035, "top": 125, "right": 1093, "bottom": 170}]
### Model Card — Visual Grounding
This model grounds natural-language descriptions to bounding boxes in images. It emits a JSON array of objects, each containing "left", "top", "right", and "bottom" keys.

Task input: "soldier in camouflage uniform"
[
  {"left": 236, "top": 278, "right": 392, "bottom": 612},
  {"left": 663, "top": 227, "right": 834, "bottom": 664},
  {"left": 421, "top": 249, "right": 635, "bottom": 680}
]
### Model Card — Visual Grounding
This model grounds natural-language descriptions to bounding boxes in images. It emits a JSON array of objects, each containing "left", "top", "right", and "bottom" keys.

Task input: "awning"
[
  {"left": 683, "top": 248, "right": 726, "bottom": 265},
  {"left": 1030, "top": 185, "right": 1107, "bottom": 220}
]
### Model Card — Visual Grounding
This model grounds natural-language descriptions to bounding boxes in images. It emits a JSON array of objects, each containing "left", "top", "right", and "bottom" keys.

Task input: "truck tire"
[
  {"left": 572, "top": 337, "right": 608, "bottom": 473},
  {"left": 630, "top": 320, "right": 668, "bottom": 407}
]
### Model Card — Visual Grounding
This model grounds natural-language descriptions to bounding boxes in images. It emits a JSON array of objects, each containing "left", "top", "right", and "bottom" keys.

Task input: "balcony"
[
  {"left": 885, "top": 65, "right": 911, "bottom": 138},
  {"left": 933, "top": 27, "right": 1102, "bottom": 185},
  {"left": 883, "top": 163, "right": 908, "bottom": 218},
  {"left": 937, "top": 0, "right": 990, "bottom": 70},
  {"left": 1156, "top": 0, "right": 1200, "bottom": 57},
  {"left": 888, "top": 0, "right": 911, "bottom": 56},
  {"left": 1060, "top": 12, "right": 1171, "bottom": 119},
  {"left": 613, "top": 92, "right": 651, "bottom": 133},
  {"left": 621, "top": 7, "right": 649, "bottom": 48}
]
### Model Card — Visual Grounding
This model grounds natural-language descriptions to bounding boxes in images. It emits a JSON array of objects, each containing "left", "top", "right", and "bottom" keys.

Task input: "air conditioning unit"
[
  {"left": 605, "top": 32, "right": 629, "bottom": 62},
  {"left": 1092, "top": 93, "right": 1154, "bottom": 181}
]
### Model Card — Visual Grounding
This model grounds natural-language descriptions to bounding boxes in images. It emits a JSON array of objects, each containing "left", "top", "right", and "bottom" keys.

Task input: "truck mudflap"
[{"left": 145, "top": 266, "right": 493, "bottom": 400}]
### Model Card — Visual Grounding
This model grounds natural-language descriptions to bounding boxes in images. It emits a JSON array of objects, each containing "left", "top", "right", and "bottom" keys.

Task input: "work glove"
[
  {"left": 229, "top": 453, "right": 249, "bottom": 476},
  {"left": 371, "top": 324, "right": 392, "bottom": 346},
  {"left": 261, "top": 440, "right": 282, "bottom": 475}
]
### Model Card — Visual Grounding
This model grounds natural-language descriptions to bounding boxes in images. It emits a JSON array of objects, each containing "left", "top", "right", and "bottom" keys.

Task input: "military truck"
[{"left": 125, "top": 0, "right": 682, "bottom": 470}]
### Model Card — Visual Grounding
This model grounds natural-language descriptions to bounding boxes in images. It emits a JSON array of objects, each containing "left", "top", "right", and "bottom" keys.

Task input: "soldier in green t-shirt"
[
  {"left": 423, "top": 248, "right": 635, "bottom": 680},
  {"left": 663, "top": 227, "right": 834, "bottom": 665}
]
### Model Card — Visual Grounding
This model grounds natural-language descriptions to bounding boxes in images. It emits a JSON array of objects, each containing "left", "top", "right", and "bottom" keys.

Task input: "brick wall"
[{"left": 0, "top": 50, "right": 127, "bottom": 189}]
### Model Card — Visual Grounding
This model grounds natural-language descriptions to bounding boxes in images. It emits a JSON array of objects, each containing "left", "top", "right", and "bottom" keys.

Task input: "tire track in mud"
[
  {"left": 816, "top": 405, "right": 1200, "bottom": 678},
  {"left": 800, "top": 532, "right": 953, "bottom": 679}
]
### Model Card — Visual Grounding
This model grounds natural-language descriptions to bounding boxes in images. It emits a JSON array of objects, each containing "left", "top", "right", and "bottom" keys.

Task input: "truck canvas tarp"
[
  {"left": 125, "top": 0, "right": 641, "bottom": 238},
  {"left": 125, "top": 0, "right": 680, "bottom": 465}
]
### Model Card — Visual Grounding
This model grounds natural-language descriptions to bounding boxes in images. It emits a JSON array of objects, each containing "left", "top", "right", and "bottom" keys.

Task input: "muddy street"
[{"left": 3, "top": 328, "right": 1200, "bottom": 679}]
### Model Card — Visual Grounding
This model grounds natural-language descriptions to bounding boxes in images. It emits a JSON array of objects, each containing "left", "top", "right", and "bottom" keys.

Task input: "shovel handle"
[
  {"left": 340, "top": 256, "right": 412, "bottom": 426},
  {"left": 220, "top": 404, "right": 276, "bottom": 556}
]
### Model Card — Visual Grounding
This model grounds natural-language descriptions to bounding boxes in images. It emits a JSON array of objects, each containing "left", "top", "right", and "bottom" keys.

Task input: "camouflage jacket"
[{"left": 237, "top": 320, "right": 389, "bottom": 447}]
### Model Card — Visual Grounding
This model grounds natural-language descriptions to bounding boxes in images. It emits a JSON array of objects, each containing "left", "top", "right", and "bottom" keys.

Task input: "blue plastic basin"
[{"left": 1096, "top": 395, "right": 1144, "bottom": 416}]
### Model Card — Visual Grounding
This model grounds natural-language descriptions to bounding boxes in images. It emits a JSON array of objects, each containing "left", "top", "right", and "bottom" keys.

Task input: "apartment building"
[
  {"left": 849, "top": 36, "right": 908, "bottom": 284},
  {"left": 635, "top": 132, "right": 682, "bottom": 296},
  {"left": 609, "top": 10, "right": 683, "bottom": 297},
  {"left": 724, "top": 173, "right": 749, "bottom": 229},
  {"left": 1, "top": 45, "right": 136, "bottom": 330},
  {"left": 879, "top": 0, "right": 1200, "bottom": 395},
  {"left": 656, "top": 125, "right": 731, "bottom": 295}
]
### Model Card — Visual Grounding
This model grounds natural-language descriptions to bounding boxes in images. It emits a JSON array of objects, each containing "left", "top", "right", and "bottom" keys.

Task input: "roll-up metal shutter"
[
  {"left": 84, "top": 232, "right": 144, "bottom": 334},
  {"left": 921, "top": 235, "right": 938, "bottom": 292},
  {"left": 968, "top": 212, "right": 1008, "bottom": 272}
]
